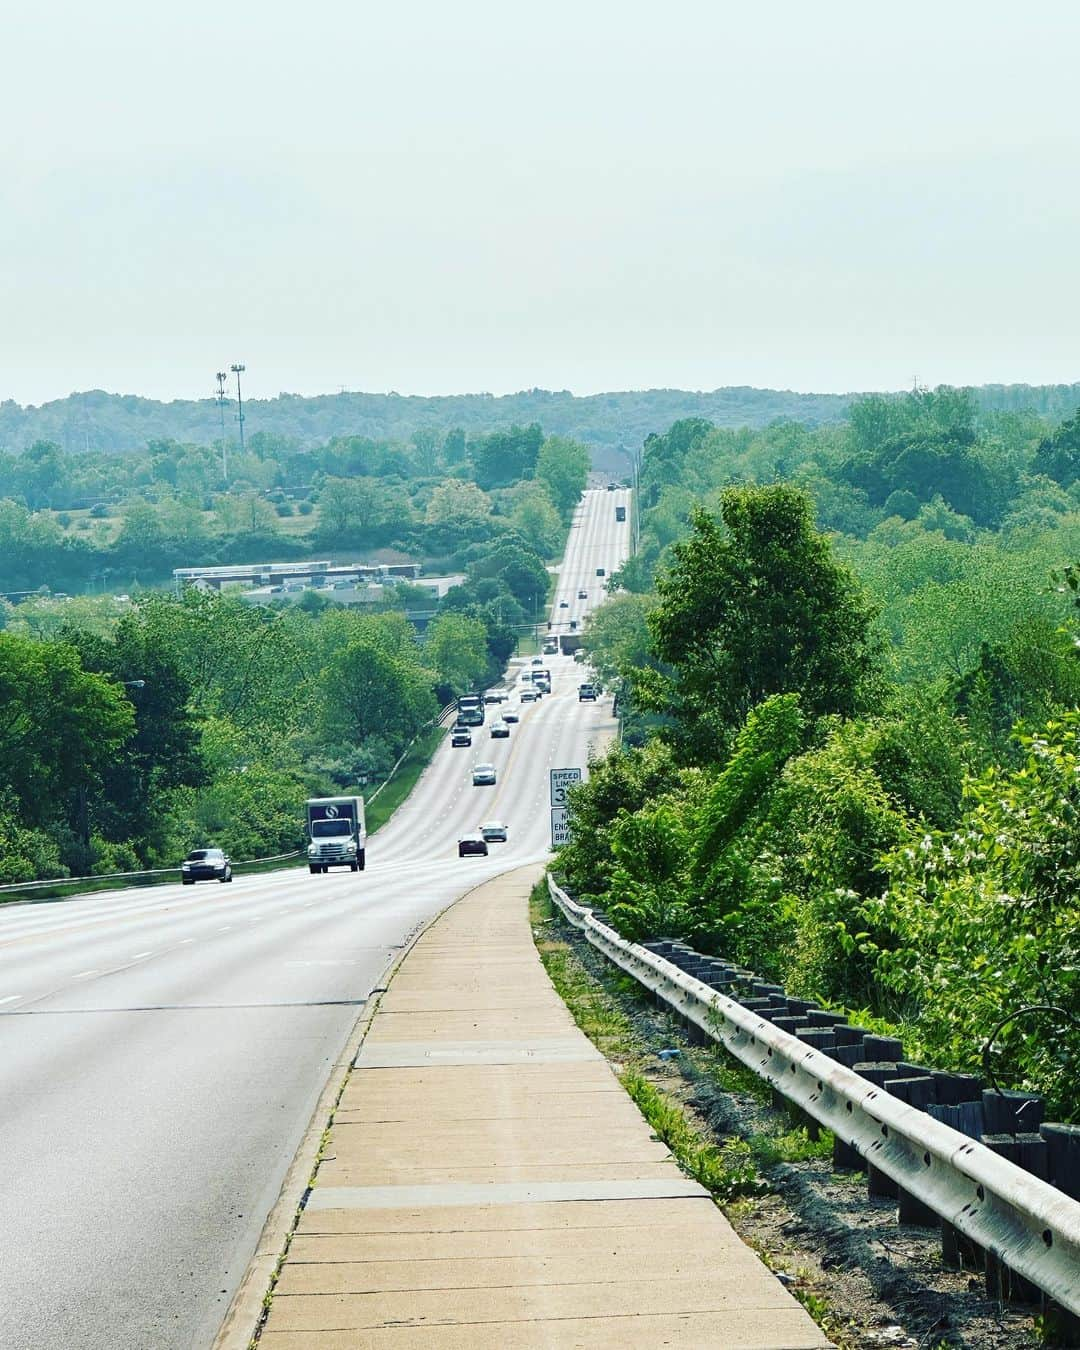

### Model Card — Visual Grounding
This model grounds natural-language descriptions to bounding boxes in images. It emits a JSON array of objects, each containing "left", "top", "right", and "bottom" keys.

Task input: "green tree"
[
  {"left": 0, "top": 633, "right": 135, "bottom": 842},
  {"left": 509, "top": 483, "right": 562, "bottom": 555},
  {"left": 467, "top": 423, "right": 543, "bottom": 489},
  {"left": 425, "top": 612, "right": 489, "bottom": 693},
  {"left": 319, "top": 640, "right": 436, "bottom": 751},
  {"left": 535, "top": 435, "right": 590, "bottom": 521},
  {"left": 641, "top": 487, "right": 881, "bottom": 755},
  {"left": 424, "top": 479, "right": 493, "bottom": 527}
]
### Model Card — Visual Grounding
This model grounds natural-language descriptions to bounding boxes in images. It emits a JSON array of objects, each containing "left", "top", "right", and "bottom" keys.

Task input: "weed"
[{"left": 620, "top": 1070, "right": 767, "bottom": 1201}]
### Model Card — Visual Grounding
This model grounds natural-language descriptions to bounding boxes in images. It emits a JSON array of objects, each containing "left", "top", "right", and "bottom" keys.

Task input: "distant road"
[{"left": 0, "top": 488, "right": 629, "bottom": 1350}]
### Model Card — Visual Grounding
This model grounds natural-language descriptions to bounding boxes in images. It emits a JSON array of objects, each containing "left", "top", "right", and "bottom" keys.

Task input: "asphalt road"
[{"left": 0, "top": 488, "right": 629, "bottom": 1350}]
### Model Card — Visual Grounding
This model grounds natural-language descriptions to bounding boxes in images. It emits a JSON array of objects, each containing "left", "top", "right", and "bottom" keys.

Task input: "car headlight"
[
  {"left": 346, "top": 841, "right": 357, "bottom": 852},
  {"left": 182, "top": 863, "right": 191, "bottom": 871},
  {"left": 307, "top": 843, "right": 317, "bottom": 856}
]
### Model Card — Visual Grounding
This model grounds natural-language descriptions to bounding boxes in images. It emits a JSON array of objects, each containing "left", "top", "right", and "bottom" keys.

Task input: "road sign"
[
  {"left": 550, "top": 807, "right": 570, "bottom": 848},
  {"left": 549, "top": 767, "right": 582, "bottom": 807}
]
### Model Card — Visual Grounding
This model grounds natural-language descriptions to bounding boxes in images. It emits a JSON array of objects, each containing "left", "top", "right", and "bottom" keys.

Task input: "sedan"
[
  {"left": 559, "top": 600, "right": 569, "bottom": 608},
  {"left": 181, "top": 847, "right": 233, "bottom": 884},
  {"left": 481, "top": 821, "right": 508, "bottom": 843},
  {"left": 490, "top": 720, "right": 509, "bottom": 738},
  {"left": 472, "top": 763, "right": 497, "bottom": 786},
  {"left": 503, "top": 708, "right": 519, "bottom": 723},
  {"left": 458, "top": 833, "right": 489, "bottom": 857},
  {"left": 577, "top": 589, "right": 588, "bottom": 599}
]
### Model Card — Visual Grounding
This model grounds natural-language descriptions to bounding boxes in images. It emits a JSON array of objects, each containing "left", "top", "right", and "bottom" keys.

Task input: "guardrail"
[
  {"left": 0, "top": 850, "right": 304, "bottom": 899},
  {"left": 546, "top": 874, "right": 1080, "bottom": 1321}
]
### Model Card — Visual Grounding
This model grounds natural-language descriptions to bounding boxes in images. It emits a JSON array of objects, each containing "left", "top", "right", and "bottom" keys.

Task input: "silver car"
[{"left": 472, "top": 763, "right": 497, "bottom": 786}]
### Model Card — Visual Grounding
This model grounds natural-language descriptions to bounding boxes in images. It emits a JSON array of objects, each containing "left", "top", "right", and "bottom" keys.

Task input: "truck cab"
[{"left": 306, "top": 796, "right": 366, "bottom": 873}]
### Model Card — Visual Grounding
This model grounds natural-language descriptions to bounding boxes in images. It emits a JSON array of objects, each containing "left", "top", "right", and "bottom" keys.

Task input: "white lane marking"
[
  {"left": 130, "top": 951, "right": 152, "bottom": 959},
  {"left": 0, "top": 994, "right": 22, "bottom": 1004},
  {"left": 217, "top": 926, "right": 232, "bottom": 933},
  {"left": 179, "top": 938, "right": 195, "bottom": 944},
  {"left": 74, "top": 969, "right": 99, "bottom": 979}
]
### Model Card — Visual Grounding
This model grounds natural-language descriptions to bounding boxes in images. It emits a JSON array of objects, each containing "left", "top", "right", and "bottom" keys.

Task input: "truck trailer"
[{"left": 306, "top": 795, "right": 366, "bottom": 873}]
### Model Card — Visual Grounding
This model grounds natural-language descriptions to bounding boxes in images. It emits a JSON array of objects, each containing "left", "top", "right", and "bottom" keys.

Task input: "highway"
[
  {"left": 548, "top": 484, "right": 632, "bottom": 639},
  {"left": 0, "top": 488, "right": 629, "bottom": 1350}
]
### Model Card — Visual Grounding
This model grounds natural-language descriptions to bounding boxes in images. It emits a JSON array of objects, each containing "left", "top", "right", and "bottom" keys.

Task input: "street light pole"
[
  {"left": 215, "top": 371, "right": 229, "bottom": 484},
  {"left": 231, "top": 363, "right": 246, "bottom": 455}
]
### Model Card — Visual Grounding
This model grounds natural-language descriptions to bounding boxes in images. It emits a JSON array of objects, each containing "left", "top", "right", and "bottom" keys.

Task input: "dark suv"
[{"left": 181, "top": 848, "right": 233, "bottom": 884}]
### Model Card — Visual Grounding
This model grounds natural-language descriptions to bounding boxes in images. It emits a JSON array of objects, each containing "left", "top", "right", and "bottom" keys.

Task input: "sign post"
[{"left": 549, "top": 768, "right": 581, "bottom": 848}]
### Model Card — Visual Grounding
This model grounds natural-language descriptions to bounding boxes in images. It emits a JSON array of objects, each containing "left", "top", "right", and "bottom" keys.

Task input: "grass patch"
[
  {"left": 530, "top": 882, "right": 636, "bottom": 1058},
  {"left": 367, "top": 725, "right": 446, "bottom": 835},
  {"left": 620, "top": 1070, "right": 767, "bottom": 1201}
]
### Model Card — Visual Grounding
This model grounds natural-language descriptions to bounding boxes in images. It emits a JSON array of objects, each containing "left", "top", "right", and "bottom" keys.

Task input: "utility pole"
[
  {"left": 231, "top": 363, "right": 246, "bottom": 454},
  {"left": 215, "top": 371, "right": 229, "bottom": 483}
]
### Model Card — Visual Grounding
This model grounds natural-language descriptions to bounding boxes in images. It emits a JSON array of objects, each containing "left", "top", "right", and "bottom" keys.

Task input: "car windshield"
[
  {"left": 186, "top": 850, "right": 220, "bottom": 860},
  {"left": 311, "top": 819, "right": 352, "bottom": 838}
]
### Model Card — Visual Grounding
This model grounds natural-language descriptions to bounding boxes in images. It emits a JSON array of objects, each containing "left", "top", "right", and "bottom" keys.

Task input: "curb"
[{"left": 211, "top": 865, "right": 538, "bottom": 1350}]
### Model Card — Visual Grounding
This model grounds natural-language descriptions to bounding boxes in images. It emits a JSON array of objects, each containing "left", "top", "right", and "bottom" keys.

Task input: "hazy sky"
[{"left": 3, "top": 1, "right": 1080, "bottom": 405}]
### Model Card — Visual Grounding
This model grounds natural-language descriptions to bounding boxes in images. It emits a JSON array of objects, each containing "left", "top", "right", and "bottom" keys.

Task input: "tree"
[
  {"left": 509, "top": 483, "right": 562, "bottom": 556},
  {"left": 319, "top": 640, "right": 435, "bottom": 751},
  {"left": 467, "top": 423, "right": 543, "bottom": 489},
  {"left": 424, "top": 479, "right": 492, "bottom": 527},
  {"left": 425, "top": 613, "right": 489, "bottom": 693},
  {"left": 582, "top": 593, "right": 656, "bottom": 691},
  {"left": 641, "top": 487, "right": 881, "bottom": 755},
  {"left": 0, "top": 633, "right": 135, "bottom": 838},
  {"left": 1032, "top": 406, "right": 1080, "bottom": 487},
  {"left": 317, "top": 476, "right": 412, "bottom": 542},
  {"left": 467, "top": 540, "right": 549, "bottom": 609},
  {"left": 535, "top": 436, "right": 590, "bottom": 521}
]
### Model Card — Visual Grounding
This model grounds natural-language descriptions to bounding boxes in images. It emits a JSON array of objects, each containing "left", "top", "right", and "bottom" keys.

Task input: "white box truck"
[{"left": 306, "top": 795, "right": 366, "bottom": 873}]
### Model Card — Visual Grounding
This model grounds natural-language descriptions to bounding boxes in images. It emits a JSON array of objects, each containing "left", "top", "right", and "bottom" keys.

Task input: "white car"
[
  {"left": 490, "top": 719, "right": 509, "bottom": 738},
  {"left": 520, "top": 689, "right": 537, "bottom": 703},
  {"left": 502, "top": 708, "right": 519, "bottom": 724},
  {"left": 472, "top": 763, "right": 497, "bottom": 786},
  {"left": 481, "top": 821, "right": 508, "bottom": 843}
]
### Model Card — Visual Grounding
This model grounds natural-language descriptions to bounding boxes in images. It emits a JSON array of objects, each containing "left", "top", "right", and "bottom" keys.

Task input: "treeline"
[
  {"left": 567, "top": 395, "right": 1080, "bottom": 1119},
  {"left": 0, "top": 424, "right": 589, "bottom": 594},
  {"left": 6, "top": 382, "right": 1080, "bottom": 458}
]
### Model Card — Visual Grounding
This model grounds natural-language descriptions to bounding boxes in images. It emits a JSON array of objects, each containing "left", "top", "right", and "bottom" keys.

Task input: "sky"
[{"left": 2, "top": 0, "right": 1080, "bottom": 406}]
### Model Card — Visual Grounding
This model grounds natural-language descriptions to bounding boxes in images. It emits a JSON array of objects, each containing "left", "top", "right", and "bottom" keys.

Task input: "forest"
[
  {"left": 565, "top": 387, "right": 1080, "bottom": 1119},
  {"left": 5, "top": 379, "right": 1080, "bottom": 458}
]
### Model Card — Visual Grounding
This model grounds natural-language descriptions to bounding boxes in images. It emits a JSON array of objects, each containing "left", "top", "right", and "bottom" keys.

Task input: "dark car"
[
  {"left": 458, "top": 833, "right": 489, "bottom": 857},
  {"left": 181, "top": 847, "right": 232, "bottom": 884},
  {"left": 451, "top": 725, "right": 472, "bottom": 747},
  {"left": 577, "top": 589, "right": 588, "bottom": 599},
  {"left": 596, "top": 567, "right": 606, "bottom": 577},
  {"left": 559, "top": 600, "right": 569, "bottom": 608}
]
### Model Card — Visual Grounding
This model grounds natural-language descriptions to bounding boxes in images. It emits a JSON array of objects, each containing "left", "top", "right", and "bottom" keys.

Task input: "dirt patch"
[{"left": 533, "top": 899, "right": 1048, "bottom": 1350}]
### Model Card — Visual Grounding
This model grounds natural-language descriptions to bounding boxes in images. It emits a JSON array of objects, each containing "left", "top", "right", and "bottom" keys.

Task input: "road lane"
[{"left": 0, "top": 488, "right": 629, "bottom": 1350}]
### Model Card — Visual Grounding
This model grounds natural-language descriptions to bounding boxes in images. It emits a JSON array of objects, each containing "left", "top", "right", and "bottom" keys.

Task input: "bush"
[
  {"left": 297, "top": 500, "right": 314, "bottom": 516},
  {"left": 275, "top": 501, "right": 294, "bottom": 517},
  {"left": 89, "top": 503, "right": 110, "bottom": 518}
]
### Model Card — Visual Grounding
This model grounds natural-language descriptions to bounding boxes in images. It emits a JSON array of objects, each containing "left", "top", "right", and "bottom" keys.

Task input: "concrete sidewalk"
[{"left": 258, "top": 866, "right": 832, "bottom": 1348}]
